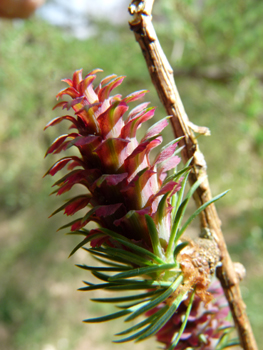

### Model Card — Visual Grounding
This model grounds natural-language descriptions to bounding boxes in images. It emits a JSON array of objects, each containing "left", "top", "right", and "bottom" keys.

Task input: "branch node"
[
  {"left": 128, "top": 0, "right": 154, "bottom": 15},
  {"left": 188, "top": 121, "right": 211, "bottom": 136},
  {"left": 234, "top": 262, "right": 246, "bottom": 281},
  {"left": 129, "top": 1, "right": 146, "bottom": 25}
]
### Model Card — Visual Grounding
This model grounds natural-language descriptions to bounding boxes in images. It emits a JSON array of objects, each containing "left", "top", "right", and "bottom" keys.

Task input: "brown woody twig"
[{"left": 128, "top": 1, "right": 258, "bottom": 349}]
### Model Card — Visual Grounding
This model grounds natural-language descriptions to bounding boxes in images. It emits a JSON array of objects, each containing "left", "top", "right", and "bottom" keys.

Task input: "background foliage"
[{"left": 0, "top": 1, "right": 262, "bottom": 349}]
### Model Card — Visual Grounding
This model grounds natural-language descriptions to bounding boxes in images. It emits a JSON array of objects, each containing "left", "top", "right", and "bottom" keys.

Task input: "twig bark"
[{"left": 128, "top": 1, "right": 258, "bottom": 350}]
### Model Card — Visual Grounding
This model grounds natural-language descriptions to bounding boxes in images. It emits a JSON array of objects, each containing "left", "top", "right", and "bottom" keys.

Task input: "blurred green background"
[{"left": 0, "top": 0, "right": 262, "bottom": 349}]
